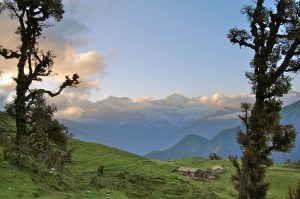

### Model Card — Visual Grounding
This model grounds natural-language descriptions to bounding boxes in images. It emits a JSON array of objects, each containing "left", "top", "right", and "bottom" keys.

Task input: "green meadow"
[{"left": 0, "top": 112, "right": 299, "bottom": 199}]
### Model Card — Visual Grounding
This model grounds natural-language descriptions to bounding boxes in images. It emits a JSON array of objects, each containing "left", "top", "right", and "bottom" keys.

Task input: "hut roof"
[
  {"left": 211, "top": 165, "right": 224, "bottom": 171},
  {"left": 177, "top": 167, "right": 199, "bottom": 173}
]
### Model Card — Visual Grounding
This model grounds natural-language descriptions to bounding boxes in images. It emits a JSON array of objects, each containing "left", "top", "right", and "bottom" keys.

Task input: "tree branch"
[
  {"left": 231, "top": 38, "right": 256, "bottom": 50},
  {"left": 265, "top": 1, "right": 286, "bottom": 54},
  {"left": 271, "top": 39, "right": 300, "bottom": 82},
  {"left": 27, "top": 54, "right": 33, "bottom": 75},
  {"left": 0, "top": 46, "right": 21, "bottom": 59},
  {"left": 25, "top": 74, "right": 80, "bottom": 103},
  {"left": 284, "top": 59, "right": 300, "bottom": 72},
  {"left": 228, "top": 28, "right": 256, "bottom": 50},
  {"left": 29, "top": 50, "right": 54, "bottom": 81},
  {"left": 250, "top": 0, "right": 264, "bottom": 48}
]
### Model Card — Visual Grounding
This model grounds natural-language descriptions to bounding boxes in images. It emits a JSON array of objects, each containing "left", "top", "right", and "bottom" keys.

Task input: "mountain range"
[
  {"left": 145, "top": 128, "right": 240, "bottom": 160},
  {"left": 59, "top": 92, "right": 300, "bottom": 161},
  {"left": 146, "top": 101, "right": 300, "bottom": 163}
]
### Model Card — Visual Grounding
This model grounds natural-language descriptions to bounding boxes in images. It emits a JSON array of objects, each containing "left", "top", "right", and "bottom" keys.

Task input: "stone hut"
[
  {"left": 177, "top": 167, "right": 205, "bottom": 178},
  {"left": 211, "top": 165, "right": 224, "bottom": 174}
]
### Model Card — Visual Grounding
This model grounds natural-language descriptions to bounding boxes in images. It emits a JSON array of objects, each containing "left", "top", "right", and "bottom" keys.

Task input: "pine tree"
[{"left": 228, "top": 1, "right": 300, "bottom": 198}]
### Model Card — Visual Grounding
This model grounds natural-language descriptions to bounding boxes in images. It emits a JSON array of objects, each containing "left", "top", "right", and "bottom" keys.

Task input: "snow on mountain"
[
  {"left": 51, "top": 91, "right": 300, "bottom": 126},
  {"left": 50, "top": 92, "right": 300, "bottom": 155}
]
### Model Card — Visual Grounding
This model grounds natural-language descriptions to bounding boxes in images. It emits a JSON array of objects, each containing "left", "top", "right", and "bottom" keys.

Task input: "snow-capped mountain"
[{"left": 52, "top": 92, "right": 300, "bottom": 155}]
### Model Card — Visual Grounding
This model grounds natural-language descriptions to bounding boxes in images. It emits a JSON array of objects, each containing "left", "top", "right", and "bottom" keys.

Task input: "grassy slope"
[
  {"left": 0, "top": 112, "right": 299, "bottom": 199},
  {"left": 168, "top": 158, "right": 300, "bottom": 199}
]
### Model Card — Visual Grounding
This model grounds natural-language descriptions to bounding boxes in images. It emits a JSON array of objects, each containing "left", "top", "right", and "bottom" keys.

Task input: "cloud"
[
  {"left": 283, "top": 91, "right": 300, "bottom": 106},
  {"left": 0, "top": 72, "right": 15, "bottom": 91},
  {"left": 38, "top": 91, "right": 300, "bottom": 127},
  {"left": 37, "top": 48, "right": 105, "bottom": 96},
  {"left": 0, "top": 92, "right": 7, "bottom": 111},
  {"left": 198, "top": 93, "right": 254, "bottom": 109},
  {"left": 0, "top": 72, "right": 15, "bottom": 106},
  {"left": 55, "top": 106, "right": 85, "bottom": 120},
  {"left": 0, "top": 14, "right": 19, "bottom": 75},
  {"left": 132, "top": 97, "right": 154, "bottom": 103},
  {"left": 44, "top": 93, "right": 253, "bottom": 125},
  {"left": 0, "top": 1, "right": 105, "bottom": 101}
]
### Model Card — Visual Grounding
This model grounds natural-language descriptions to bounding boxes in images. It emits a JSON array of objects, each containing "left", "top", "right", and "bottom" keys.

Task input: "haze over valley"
[{"left": 56, "top": 92, "right": 300, "bottom": 163}]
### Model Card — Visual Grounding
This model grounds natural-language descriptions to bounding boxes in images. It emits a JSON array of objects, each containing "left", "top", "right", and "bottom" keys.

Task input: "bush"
[
  {"left": 209, "top": 153, "right": 222, "bottom": 160},
  {"left": 287, "top": 182, "right": 300, "bottom": 199},
  {"left": 90, "top": 176, "right": 106, "bottom": 189},
  {"left": 3, "top": 94, "right": 73, "bottom": 172}
]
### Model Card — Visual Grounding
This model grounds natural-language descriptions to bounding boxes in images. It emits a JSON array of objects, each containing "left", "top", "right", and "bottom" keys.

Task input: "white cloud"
[
  {"left": 0, "top": 90, "right": 291, "bottom": 127},
  {"left": 131, "top": 97, "right": 154, "bottom": 103},
  {"left": 197, "top": 92, "right": 254, "bottom": 109},
  {"left": 0, "top": 1, "right": 106, "bottom": 101},
  {"left": 44, "top": 92, "right": 255, "bottom": 125},
  {"left": 0, "top": 72, "right": 15, "bottom": 91},
  {"left": 55, "top": 106, "right": 85, "bottom": 119}
]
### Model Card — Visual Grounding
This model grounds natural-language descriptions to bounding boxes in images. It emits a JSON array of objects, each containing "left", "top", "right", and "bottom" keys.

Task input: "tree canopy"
[{"left": 228, "top": 0, "right": 300, "bottom": 198}]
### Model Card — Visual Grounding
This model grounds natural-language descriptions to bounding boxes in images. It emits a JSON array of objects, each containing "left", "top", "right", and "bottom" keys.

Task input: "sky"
[
  {"left": 69, "top": 0, "right": 254, "bottom": 100},
  {"left": 0, "top": 0, "right": 299, "bottom": 102}
]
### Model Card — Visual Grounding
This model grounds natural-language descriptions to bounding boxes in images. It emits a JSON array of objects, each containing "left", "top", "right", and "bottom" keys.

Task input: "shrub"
[
  {"left": 287, "top": 182, "right": 300, "bottom": 199},
  {"left": 209, "top": 153, "right": 222, "bottom": 160},
  {"left": 3, "top": 94, "right": 73, "bottom": 172}
]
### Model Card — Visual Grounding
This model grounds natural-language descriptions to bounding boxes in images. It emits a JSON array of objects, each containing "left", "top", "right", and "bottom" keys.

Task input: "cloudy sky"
[{"left": 0, "top": 0, "right": 299, "bottom": 105}]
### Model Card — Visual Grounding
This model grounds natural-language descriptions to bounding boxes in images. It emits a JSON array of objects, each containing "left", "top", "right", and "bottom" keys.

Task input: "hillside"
[
  {"left": 203, "top": 128, "right": 241, "bottom": 157},
  {"left": 147, "top": 126, "right": 299, "bottom": 163},
  {"left": 0, "top": 112, "right": 299, "bottom": 198},
  {"left": 60, "top": 118, "right": 179, "bottom": 155},
  {"left": 59, "top": 97, "right": 300, "bottom": 155},
  {"left": 157, "top": 116, "right": 239, "bottom": 150},
  {"left": 147, "top": 100, "right": 300, "bottom": 162},
  {"left": 146, "top": 134, "right": 209, "bottom": 160},
  {"left": 145, "top": 128, "right": 241, "bottom": 160},
  {"left": 157, "top": 99, "right": 299, "bottom": 152}
]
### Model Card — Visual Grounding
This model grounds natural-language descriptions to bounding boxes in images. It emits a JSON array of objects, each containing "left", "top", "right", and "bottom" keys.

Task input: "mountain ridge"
[
  {"left": 145, "top": 128, "right": 239, "bottom": 160},
  {"left": 60, "top": 97, "right": 300, "bottom": 156},
  {"left": 146, "top": 100, "right": 300, "bottom": 162},
  {"left": 146, "top": 134, "right": 209, "bottom": 160}
]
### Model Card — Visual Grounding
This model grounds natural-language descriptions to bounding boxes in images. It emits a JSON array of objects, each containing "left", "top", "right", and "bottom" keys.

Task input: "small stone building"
[
  {"left": 211, "top": 165, "right": 224, "bottom": 174},
  {"left": 177, "top": 167, "right": 205, "bottom": 178}
]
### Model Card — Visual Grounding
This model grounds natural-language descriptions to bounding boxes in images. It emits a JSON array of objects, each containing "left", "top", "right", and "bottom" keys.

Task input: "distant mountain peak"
[
  {"left": 288, "top": 90, "right": 300, "bottom": 96},
  {"left": 180, "top": 134, "right": 208, "bottom": 141},
  {"left": 163, "top": 93, "right": 190, "bottom": 105},
  {"left": 105, "top": 96, "right": 131, "bottom": 101},
  {"left": 166, "top": 93, "right": 187, "bottom": 98}
]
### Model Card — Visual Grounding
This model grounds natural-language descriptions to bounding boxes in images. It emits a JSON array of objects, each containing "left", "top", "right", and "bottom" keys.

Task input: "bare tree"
[{"left": 0, "top": 0, "right": 80, "bottom": 145}]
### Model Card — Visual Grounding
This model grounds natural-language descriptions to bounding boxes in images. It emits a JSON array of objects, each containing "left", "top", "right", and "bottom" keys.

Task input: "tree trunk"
[
  {"left": 238, "top": 158, "right": 251, "bottom": 199},
  {"left": 15, "top": 83, "right": 27, "bottom": 145},
  {"left": 238, "top": 92, "right": 268, "bottom": 199},
  {"left": 15, "top": 51, "right": 28, "bottom": 145}
]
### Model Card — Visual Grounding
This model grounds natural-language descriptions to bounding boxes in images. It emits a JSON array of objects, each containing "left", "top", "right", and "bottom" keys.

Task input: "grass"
[
  {"left": 0, "top": 111, "right": 299, "bottom": 198},
  {"left": 267, "top": 165, "right": 300, "bottom": 198},
  {"left": 169, "top": 158, "right": 300, "bottom": 199}
]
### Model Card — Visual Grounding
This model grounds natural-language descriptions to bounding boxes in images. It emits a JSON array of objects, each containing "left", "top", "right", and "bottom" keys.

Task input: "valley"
[
  {"left": 1, "top": 111, "right": 299, "bottom": 198},
  {"left": 61, "top": 95, "right": 300, "bottom": 163}
]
